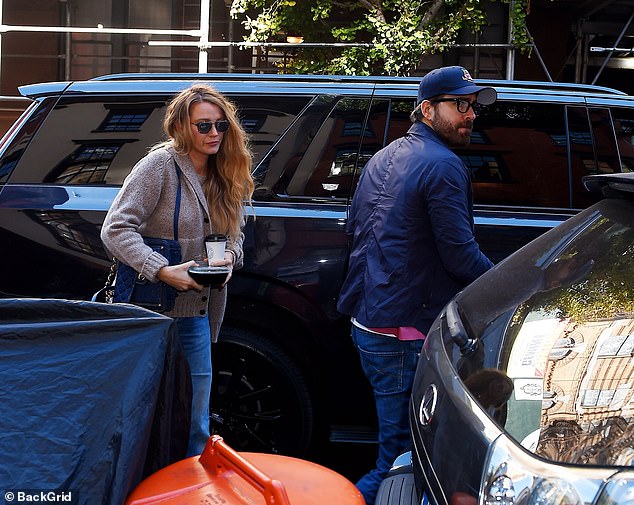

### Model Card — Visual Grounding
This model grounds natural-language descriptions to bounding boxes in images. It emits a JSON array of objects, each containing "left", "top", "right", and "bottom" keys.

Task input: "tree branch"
[
  {"left": 419, "top": 0, "right": 444, "bottom": 29},
  {"left": 355, "top": 0, "right": 386, "bottom": 23}
]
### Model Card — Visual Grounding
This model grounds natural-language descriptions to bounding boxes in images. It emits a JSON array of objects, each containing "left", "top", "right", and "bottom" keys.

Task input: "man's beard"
[{"left": 431, "top": 114, "right": 473, "bottom": 147}]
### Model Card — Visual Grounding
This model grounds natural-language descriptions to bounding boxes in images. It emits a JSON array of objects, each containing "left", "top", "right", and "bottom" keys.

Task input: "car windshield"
[{"left": 456, "top": 197, "right": 634, "bottom": 465}]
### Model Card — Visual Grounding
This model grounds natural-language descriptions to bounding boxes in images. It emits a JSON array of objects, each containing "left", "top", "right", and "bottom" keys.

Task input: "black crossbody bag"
[{"left": 94, "top": 162, "right": 183, "bottom": 313}]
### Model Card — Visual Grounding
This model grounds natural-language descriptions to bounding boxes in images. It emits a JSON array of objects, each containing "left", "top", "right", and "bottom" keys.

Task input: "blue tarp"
[{"left": 0, "top": 298, "right": 191, "bottom": 505}]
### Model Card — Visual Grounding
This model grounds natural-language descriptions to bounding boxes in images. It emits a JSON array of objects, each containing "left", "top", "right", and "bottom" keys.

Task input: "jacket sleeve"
[
  {"left": 424, "top": 159, "right": 493, "bottom": 284},
  {"left": 100, "top": 153, "right": 171, "bottom": 282},
  {"left": 227, "top": 227, "right": 245, "bottom": 270}
]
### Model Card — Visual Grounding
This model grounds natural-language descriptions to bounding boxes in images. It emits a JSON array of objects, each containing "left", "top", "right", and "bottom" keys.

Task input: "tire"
[
  {"left": 375, "top": 473, "right": 417, "bottom": 505},
  {"left": 210, "top": 326, "right": 314, "bottom": 456}
]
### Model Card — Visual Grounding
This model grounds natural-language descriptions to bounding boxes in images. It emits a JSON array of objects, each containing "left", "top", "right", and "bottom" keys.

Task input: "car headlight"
[
  {"left": 485, "top": 464, "right": 515, "bottom": 505},
  {"left": 482, "top": 437, "right": 611, "bottom": 505},
  {"left": 525, "top": 478, "right": 582, "bottom": 505},
  {"left": 595, "top": 472, "right": 634, "bottom": 505}
]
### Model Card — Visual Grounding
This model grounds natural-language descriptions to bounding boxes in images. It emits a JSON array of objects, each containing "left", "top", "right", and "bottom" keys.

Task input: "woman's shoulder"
[
  {"left": 132, "top": 145, "right": 176, "bottom": 173},
  {"left": 144, "top": 144, "right": 176, "bottom": 163}
]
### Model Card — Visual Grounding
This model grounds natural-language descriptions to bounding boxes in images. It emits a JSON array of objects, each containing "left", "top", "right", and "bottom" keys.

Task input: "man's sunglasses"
[
  {"left": 431, "top": 97, "right": 483, "bottom": 115},
  {"left": 191, "top": 120, "right": 230, "bottom": 134}
]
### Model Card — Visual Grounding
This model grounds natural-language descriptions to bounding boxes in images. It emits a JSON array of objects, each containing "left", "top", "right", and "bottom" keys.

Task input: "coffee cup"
[{"left": 205, "top": 234, "right": 227, "bottom": 263}]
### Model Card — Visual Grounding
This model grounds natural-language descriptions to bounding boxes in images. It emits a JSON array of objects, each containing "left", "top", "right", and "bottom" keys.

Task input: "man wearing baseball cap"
[{"left": 337, "top": 66, "right": 495, "bottom": 505}]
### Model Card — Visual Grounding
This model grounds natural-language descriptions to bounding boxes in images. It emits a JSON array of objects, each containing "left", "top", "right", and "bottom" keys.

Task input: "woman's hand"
[
  {"left": 157, "top": 260, "right": 203, "bottom": 292},
  {"left": 209, "top": 253, "right": 234, "bottom": 287}
]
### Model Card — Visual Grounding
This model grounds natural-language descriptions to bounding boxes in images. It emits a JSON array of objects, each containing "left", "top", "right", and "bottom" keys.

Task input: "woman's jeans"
[
  {"left": 352, "top": 324, "right": 424, "bottom": 505},
  {"left": 175, "top": 316, "right": 212, "bottom": 456}
]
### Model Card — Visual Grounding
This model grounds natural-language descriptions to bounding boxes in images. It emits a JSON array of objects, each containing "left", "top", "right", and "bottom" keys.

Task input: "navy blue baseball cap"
[{"left": 417, "top": 66, "right": 497, "bottom": 105}]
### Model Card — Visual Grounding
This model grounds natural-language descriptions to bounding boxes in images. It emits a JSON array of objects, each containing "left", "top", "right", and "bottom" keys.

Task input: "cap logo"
[{"left": 461, "top": 68, "right": 474, "bottom": 82}]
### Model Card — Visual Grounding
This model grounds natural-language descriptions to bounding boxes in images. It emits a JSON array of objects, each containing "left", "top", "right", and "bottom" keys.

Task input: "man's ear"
[{"left": 420, "top": 100, "right": 434, "bottom": 121}]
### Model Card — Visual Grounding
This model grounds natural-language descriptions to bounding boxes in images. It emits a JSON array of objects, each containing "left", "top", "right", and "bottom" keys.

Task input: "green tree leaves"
[{"left": 229, "top": 0, "right": 531, "bottom": 76}]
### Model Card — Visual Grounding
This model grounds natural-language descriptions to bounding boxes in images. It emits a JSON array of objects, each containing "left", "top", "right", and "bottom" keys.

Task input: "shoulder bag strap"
[{"left": 173, "top": 161, "right": 182, "bottom": 241}]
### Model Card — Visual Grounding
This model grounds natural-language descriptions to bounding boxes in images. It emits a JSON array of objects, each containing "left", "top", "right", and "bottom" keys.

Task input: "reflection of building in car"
[
  {"left": 377, "top": 172, "right": 634, "bottom": 505},
  {"left": 526, "top": 316, "right": 634, "bottom": 466}
]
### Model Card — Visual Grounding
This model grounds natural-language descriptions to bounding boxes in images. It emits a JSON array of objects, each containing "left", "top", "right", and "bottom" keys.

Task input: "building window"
[
  {"left": 581, "top": 389, "right": 615, "bottom": 408},
  {"left": 49, "top": 144, "right": 121, "bottom": 184},
  {"left": 598, "top": 333, "right": 634, "bottom": 357},
  {"left": 98, "top": 109, "right": 151, "bottom": 132}
]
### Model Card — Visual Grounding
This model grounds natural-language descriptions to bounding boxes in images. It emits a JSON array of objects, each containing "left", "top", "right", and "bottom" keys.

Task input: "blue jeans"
[
  {"left": 175, "top": 316, "right": 212, "bottom": 456},
  {"left": 352, "top": 325, "right": 424, "bottom": 505}
]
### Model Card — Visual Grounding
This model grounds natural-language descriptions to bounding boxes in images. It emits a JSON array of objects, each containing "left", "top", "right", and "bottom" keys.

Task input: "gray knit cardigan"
[{"left": 100, "top": 146, "right": 245, "bottom": 342}]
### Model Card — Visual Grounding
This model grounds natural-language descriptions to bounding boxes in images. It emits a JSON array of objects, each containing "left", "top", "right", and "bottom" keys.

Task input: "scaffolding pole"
[
  {"left": 199, "top": 0, "right": 210, "bottom": 73},
  {"left": 506, "top": 0, "right": 516, "bottom": 79},
  {"left": 591, "top": 8, "right": 634, "bottom": 84},
  {"left": 0, "top": 0, "right": 3, "bottom": 87}
]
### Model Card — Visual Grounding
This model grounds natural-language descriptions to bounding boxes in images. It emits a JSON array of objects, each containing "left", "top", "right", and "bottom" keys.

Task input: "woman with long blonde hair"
[{"left": 101, "top": 83, "right": 253, "bottom": 456}]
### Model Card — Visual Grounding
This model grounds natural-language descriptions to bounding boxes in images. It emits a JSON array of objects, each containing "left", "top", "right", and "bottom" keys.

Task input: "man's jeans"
[
  {"left": 175, "top": 316, "right": 212, "bottom": 456},
  {"left": 352, "top": 324, "right": 424, "bottom": 505}
]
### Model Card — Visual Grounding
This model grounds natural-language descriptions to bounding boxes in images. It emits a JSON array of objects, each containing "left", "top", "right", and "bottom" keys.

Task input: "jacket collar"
[{"left": 408, "top": 120, "right": 446, "bottom": 144}]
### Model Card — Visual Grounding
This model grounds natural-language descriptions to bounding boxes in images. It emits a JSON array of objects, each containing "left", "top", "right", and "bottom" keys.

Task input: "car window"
[
  {"left": 349, "top": 97, "right": 414, "bottom": 195},
  {"left": 0, "top": 97, "right": 57, "bottom": 184},
  {"left": 254, "top": 96, "right": 371, "bottom": 201},
  {"left": 385, "top": 98, "right": 417, "bottom": 145},
  {"left": 571, "top": 107, "right": 620, "bottom": 208},
  {"left": 567, "top": 106, "right": 599, "bottom": 209},
  {"left": 355, "top": 99, "right": 591, "bottom": 210},
  {"left": 7, "top": 94, "right": 309, "bottom": 185},
  {"left": 456, "top": 101, "right": 571, "bottom": 209},
  {"left": 611, "top": 107, "right": 634, "bottom": 172},
  {"left": 236, "top": 95, "right": 312, "bottom": 167},
  {"left": 23, "top": 97, "right": 167, "bottom": 185},
  {"left": 590, "top": 107, "right": 620, "bottom": 175}
]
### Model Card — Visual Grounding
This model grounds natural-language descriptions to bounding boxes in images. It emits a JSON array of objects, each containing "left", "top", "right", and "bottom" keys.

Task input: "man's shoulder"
[{"left": 364, "top": 122, "right": 461, "bottom": 175}]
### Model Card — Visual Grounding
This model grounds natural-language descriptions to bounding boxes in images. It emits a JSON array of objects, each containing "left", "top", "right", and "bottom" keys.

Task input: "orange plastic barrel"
[{"left": 126, "top": 435, "right": 366, "bottom": 505}]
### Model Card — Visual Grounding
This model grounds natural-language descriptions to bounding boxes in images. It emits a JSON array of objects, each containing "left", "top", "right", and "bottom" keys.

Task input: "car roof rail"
[
  {"left": 90, "top": 73, "right": 629, "bottom": 96},
  {"left": 476, "top": 79, "right": 627, "bottom": 96},
  {"left": 89, "top": 72, "right": 423, "bottom": 85}
]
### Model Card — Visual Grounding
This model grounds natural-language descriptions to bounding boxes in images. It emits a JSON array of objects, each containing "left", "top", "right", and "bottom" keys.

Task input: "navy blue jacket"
[{"left": 337, "top": 121, "right": 493, "bottom": 334}]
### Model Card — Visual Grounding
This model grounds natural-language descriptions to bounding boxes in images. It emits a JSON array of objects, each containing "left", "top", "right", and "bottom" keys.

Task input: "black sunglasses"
[
  {"left": 431, "top": 97, "right": 483, "bottom": 115},
  {"left": 191, "top": 120, "right": 230, "bottom": 134}
]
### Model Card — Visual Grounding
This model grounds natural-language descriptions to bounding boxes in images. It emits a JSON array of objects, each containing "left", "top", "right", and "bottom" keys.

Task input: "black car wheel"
[{"left": 210, "top": 326, "right": 314, "bottom": 455}]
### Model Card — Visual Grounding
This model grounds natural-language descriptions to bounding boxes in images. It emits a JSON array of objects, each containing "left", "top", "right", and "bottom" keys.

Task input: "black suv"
[{"left": 1, "top": 73, "right": 633, "bottom": 458}]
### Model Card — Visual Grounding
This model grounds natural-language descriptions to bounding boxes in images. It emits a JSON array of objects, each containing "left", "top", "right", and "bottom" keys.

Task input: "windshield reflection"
[{"left": 462, "top": 198, "right": 634, "bottom": 466}]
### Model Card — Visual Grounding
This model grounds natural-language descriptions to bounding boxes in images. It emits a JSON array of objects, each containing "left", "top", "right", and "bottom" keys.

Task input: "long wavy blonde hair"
[{"left": 162, "top": 84, "right": 254, "bottom": 240}]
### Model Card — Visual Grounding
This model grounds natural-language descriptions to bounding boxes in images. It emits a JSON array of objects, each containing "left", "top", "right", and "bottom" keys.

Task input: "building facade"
[{"left": 0, "top": 1, "right": 632, "bottom": 102}]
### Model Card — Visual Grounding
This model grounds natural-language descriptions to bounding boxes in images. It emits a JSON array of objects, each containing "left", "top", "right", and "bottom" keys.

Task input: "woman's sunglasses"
[{"left": 191, "top": 120, "right": 230, "bottom": 134}]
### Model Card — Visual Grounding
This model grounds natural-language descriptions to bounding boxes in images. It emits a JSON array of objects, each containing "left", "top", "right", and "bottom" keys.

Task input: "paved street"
[{"left": 313, "top": 442, "right": 377, "bottom": 483}]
